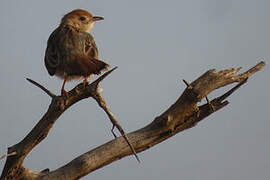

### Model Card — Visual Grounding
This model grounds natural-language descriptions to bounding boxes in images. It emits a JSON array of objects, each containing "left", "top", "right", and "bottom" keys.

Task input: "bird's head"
[{"left": 61, "top": 9, "right": 104, "bottom": 32}]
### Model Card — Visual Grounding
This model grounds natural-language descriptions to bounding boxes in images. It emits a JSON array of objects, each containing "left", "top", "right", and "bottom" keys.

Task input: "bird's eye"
[{"left": 79, "top": 16, "right": 86, "bottom": 21}]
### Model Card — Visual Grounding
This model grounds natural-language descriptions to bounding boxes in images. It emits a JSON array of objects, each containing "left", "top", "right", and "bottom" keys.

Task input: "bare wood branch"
[
  {"left": 26, "top": 78, "right": 56, "bottom": 98},
  {"left": 0, "top": 62, "right": 265, "bottom": 180}
]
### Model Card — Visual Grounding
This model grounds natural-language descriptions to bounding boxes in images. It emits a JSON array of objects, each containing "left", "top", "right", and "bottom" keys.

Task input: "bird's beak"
[{"left": 93, "top": 16, "right": 104, "bottom": 21}]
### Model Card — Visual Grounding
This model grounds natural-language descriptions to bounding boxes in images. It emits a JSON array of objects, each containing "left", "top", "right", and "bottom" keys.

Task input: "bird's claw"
[{"left": 61, "top": 89, "right": 69, "bottom": 98}]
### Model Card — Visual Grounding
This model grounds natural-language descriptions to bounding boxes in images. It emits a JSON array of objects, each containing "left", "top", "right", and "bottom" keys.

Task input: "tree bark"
[{"left": 0, "top": 61, "right": 265, "bottom": 180}]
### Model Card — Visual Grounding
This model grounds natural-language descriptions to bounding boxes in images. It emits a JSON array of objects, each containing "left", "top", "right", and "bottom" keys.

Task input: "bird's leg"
[{"left": 61, "top": 78, "right": 68, "bottom": 97}]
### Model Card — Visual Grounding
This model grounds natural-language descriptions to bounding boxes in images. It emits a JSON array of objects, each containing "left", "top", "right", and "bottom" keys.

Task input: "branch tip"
[
  {"left": 91, "top": 67, "right": 118, "bottom": 87},
  {"left": 26, "top": 78, "right": 56, "bottom": 98},
  {"left": 122, "top": 134, "right": 141, "bottom": 163},
  {"left": 241, "top": 61, "right": 265, "bottom": 77},
  {"left": 183, "top": 79, "right": 192, "bottom": 89}
]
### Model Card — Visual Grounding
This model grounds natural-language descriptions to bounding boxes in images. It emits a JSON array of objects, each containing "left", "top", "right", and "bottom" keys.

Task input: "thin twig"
[
  {"left": 91, "top": 67, "right": 118, "bottom": 87},
  {"left": 205, "top": 96, "right": 215, "bottom": 112},
  {"left": 86, "top": 67, "right": 140, "bottom": 162},
  {"left": 216, "top": 78, "right": 248, "bottom": 102},
  {"left": 183, "top": 79, "right": 192, "bottom": 89},
  {"left": 92, "top": 88, "right": 140, "bottom": 163},
  {"left": 26, "top": 78, "right": 56, "bottom": 98},
  {"left": 111, "top": 125, "right": 117, "bottom": 138}
]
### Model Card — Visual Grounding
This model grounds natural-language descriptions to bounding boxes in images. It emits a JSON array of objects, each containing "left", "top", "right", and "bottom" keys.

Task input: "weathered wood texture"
[{"left": 0, "top": 62, "right": 265, "bottom": 180}]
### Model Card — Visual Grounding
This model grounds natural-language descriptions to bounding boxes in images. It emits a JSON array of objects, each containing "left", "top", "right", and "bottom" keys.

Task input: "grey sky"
[{"left": 0, "top": 0, "right": 269, "bottom": 179}]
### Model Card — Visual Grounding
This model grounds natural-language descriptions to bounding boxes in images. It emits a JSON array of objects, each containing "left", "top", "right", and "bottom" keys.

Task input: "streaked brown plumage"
[{"left": 45, "top": 9, "right": 109, "bottom": 95}]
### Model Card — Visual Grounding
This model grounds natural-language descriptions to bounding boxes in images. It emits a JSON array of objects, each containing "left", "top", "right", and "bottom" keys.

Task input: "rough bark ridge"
[{"left": 0, "top": 61, "right": 265, "bottom": 180}]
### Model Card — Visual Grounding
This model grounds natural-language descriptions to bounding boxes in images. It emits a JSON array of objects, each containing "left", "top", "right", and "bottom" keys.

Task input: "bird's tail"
[
  {"left": 91, "top": 58, "right": 109, "bottom": 75},
  {"left": 69, "top": 57, "right": 109, "bottom": 77}
]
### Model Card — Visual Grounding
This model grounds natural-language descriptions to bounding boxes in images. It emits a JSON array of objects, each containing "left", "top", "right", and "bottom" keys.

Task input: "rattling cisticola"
[{"left": 45, "top": 9, "right": 109, "bottom": 96}]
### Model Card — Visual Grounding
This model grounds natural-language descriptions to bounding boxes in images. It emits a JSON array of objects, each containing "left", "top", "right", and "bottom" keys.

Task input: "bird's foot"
[{"left": 61, "top": 89, "right": 69, "bottom": 98}]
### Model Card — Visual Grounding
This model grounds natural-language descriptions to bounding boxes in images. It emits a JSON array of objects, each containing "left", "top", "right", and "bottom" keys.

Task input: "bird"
[
  {"left": 44, "top": 9, "right": 140, "bottom": 163},
  {"left": 44, "top": 9, "right": 109, "bottom": 96}
]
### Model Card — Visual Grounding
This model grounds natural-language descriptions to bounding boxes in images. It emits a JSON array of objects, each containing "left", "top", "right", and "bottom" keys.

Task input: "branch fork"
[{"left": 1, "top": 62, "right": 265, "bottom": 180}]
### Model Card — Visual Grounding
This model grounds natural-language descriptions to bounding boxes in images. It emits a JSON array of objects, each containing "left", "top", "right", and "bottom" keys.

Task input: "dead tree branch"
[{"left": 0, "top": 61, "right": 265, "bottom": 180}]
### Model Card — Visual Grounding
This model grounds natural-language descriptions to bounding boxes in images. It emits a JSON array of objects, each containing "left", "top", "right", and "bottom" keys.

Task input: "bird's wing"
[
  {"left": 83, "top": 33, "right": 99, "bottom": 59},
  {"left": 78, "top": 32, "right": 109, "bottom": 75},
  {"left": 44, "top": 28, "right": 61, "bottom": 76}
]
